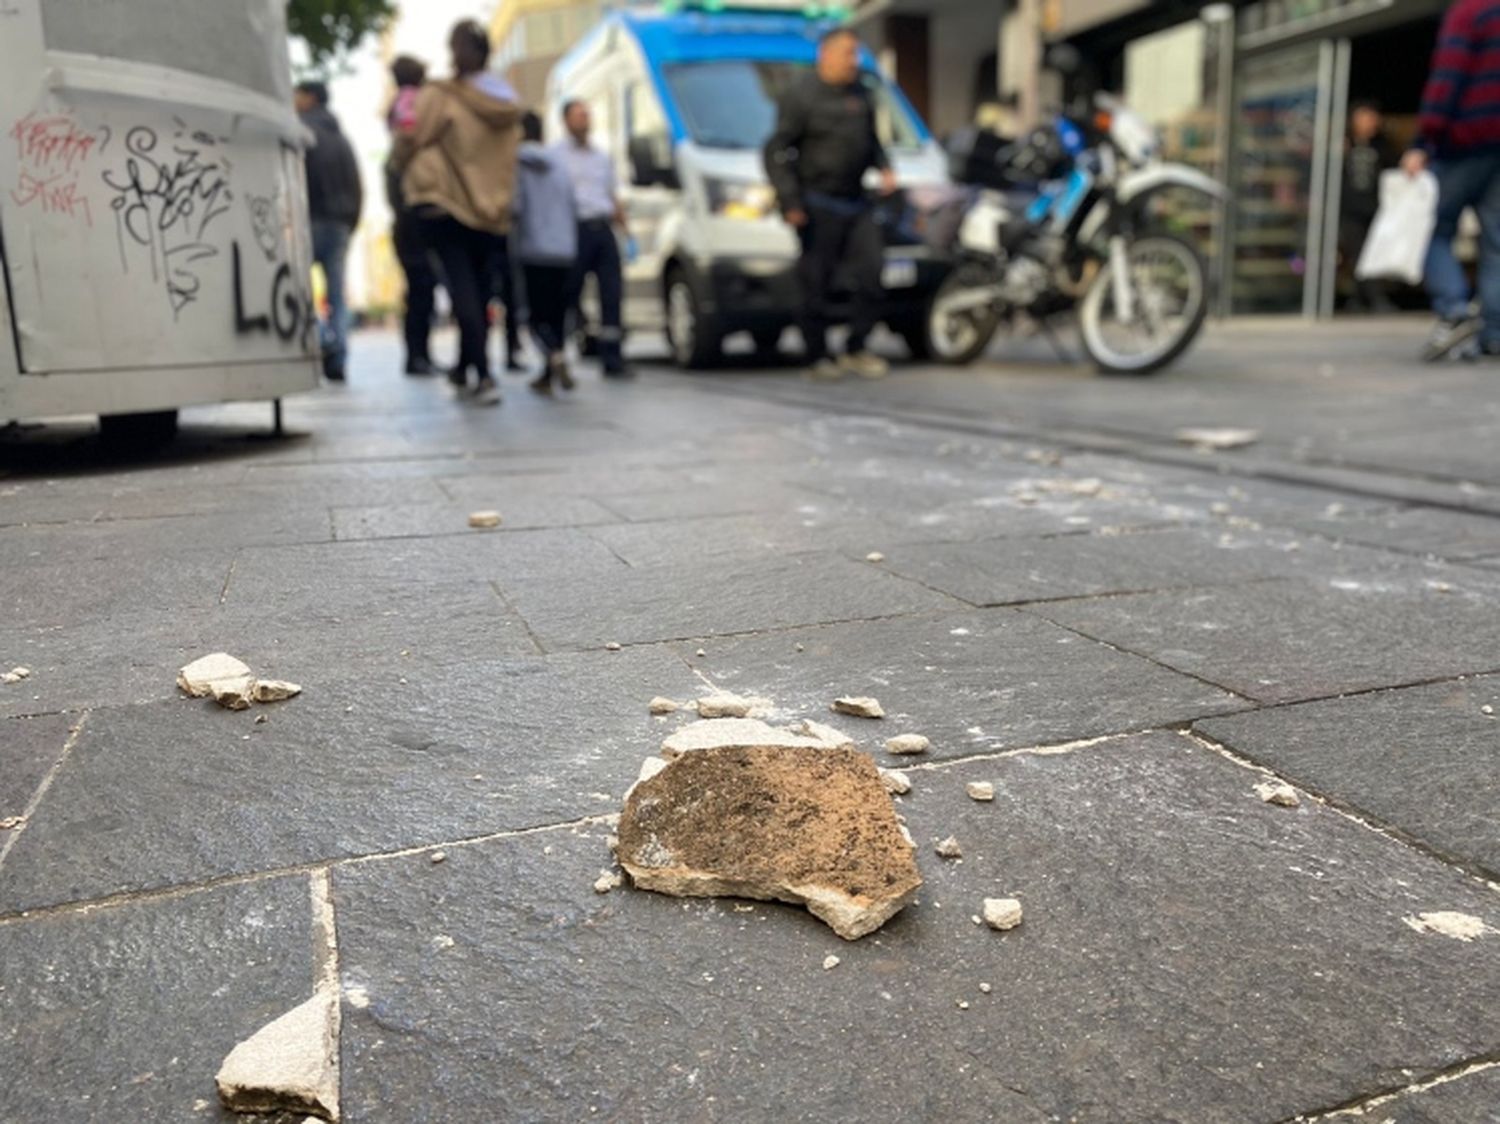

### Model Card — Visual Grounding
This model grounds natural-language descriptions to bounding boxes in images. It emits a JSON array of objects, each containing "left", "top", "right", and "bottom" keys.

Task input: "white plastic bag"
[{"left": 1355, "top": 169, "right": 1438, "bottom": 285}]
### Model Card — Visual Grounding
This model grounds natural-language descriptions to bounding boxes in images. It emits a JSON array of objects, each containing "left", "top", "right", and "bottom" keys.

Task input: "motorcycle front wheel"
[
  {"left": 923, "top": 261, "right": 1004, "bottom": 366},
  {"left": 1079, "top": 233, "right": 1208, "bottom": 376}
]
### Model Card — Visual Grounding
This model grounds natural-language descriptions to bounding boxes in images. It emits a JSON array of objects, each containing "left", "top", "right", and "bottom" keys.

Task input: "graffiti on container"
[
  {"left": 8, "top": 111, "right": 102, "bottom": 226},
  {"left": 245, "top": 191, "right": 283, "bottom": 264},
  {"left": 231, "top": 241, "right": 314, "bottom": 351},
  {"left": 100, "top": 119, "right": 233, "bottom": 317}
]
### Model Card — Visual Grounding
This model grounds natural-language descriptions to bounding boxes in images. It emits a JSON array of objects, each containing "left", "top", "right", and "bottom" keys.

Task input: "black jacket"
[
  {"left": 764, "top": 72, "right": 889, "bottom": 213},
  {"left": 301, "top": 106, "right": 363, "bottom": 228}
]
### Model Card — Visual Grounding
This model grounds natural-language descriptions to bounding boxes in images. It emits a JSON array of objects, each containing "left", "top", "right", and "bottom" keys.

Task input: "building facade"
[{"left": 491, "top": 0, "right": 605, "bottom": 107}]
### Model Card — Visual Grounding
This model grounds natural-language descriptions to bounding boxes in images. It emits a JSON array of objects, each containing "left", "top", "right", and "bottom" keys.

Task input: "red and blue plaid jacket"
[{"left": 1420, "top": 0, "right": 1500, "bottom": 154}]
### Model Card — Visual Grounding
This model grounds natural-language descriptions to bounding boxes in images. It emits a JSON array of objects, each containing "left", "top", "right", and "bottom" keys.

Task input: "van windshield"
[{"left": 663, "top": 61, "right": 923, "bottom": 151}]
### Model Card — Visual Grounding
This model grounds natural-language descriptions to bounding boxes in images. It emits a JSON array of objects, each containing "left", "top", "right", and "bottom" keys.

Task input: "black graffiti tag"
[
  {"left": 232, "top": 241, "right": 314, "bottom": 352},
  {"left": 101, "top": 122, "right": 233, "bottom": 317}
]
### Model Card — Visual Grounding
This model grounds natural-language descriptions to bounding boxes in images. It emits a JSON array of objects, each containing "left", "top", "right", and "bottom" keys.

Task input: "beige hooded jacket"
[{"left": 397, "top": 76, "right": 521, "bottom": 235}]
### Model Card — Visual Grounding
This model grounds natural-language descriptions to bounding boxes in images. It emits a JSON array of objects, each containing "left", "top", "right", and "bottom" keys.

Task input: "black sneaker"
[
  {"left": 1422, "top": 316, "right": 1482, "bottom": 362},
  {"left": 404, "top": 358, "right": 435, "bottom": 377}
]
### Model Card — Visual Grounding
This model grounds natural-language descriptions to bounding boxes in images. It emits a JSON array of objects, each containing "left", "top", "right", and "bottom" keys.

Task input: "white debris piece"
[
  {"left": 965, "top": 781, "right": 995, "bottom": 802},
  {"left": 1037, "top": 477, "right": 1104, "bottom": 497},
  {"left": 1209, "top": 502, "right": 1232, "bottom": 516},
  {"left": 1254, "top": 781, "right": 1300, "bottom": 808},
  {"left": 467, "top": 510, "right": 502, "bottom": 529},
  {"left": 1483, "top": 705, "right": 1495, "bottom": 716},
  {"left": 1176, "top": 427, "right": 1260, "bottom": 451},
  {"left": 695, "top": 648, "right": 707, "bottom": 658},
  {"left": 934, "top": 836, "right": 963, "bottom": 859},
  {"left": 983, "top": 897, "right": 1023, "bottom": 931},
  {"left": 594, "top": 870, "right": 624, "bottom": 894},
  {"left": 661, "top": 718, "right": 830, "bottom": 758},
  {"left": 1, "top": 666, "right": 31, "bottom": 684},
  {"left": 791, "top": 719, "right": 857, "bottom": 750},
  {"left": 429, "top": 851, "right": 447, "bottom": 864},
  {"left": 878, "top": 768, "right": 912, "bottom": 795},
  {"left": 865, "top": 552, "right": 886, "bottom": 564},
  {"left": 605, "top": 641, "right": 623, "bottom": 652},
  {"left": 832, "top": 696, "right": 884, "bottom": 719},
  {"left": 898, "top": 823, "right": 915, "bottom": 848},
  {"left": 696, "top": 693, "right": 770, "bottom": 719},
  {"left": 210, "top": 676, "right": 257, "bottom": 712},
  {"left": 979, "top": 982, "right": 992, "bottom": 994},
  {"left": 177, "top": 653, "right": 254, "bottom": 698},
  {"left": 252, "top": 679, "right": 303, "bottom": 703},
  {"left": 956, "top": 1000, "right": 970, "bottom": 1010},
  {"left": 215, "top": 990, "right": 339, "bottom": 1121},
  {"left": 1402, "top": 911, "right": 1494, "bottom": 942},
  {"left": 885, "top": 734, "right": 930, "bottom": 756},
  {"left": 0, "top": 815, "right": 23, "bottom": 830},
  {"left": 648, "top": 697, "right": 680, "bottom": 715},
  {"left": 822, "top": 954, "right": 841, "bottom": 971}
]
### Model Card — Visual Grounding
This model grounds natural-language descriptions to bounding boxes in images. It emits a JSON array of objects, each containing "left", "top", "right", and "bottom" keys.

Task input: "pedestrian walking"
[
  {"left": 1340, "top": 100, "right": 1397, "bottom": 313},
  {"left": 764, "top": 26, "right": 897, "bottom": 381},
  {"left": 1404, "top": 0, "right": 1500, "bottom": 361},
  {"left": 513, "top": 112, "right": 579, "bottom": 395},
  {"left": 386, "top": 55, "right": 439, "bottom": 377},
  {"left": 295, "top": 80, "right": 362, "bottom": 383},
  {"left": 557, "top": 100, "right": 630, "bottom": 377},
  {"left": 395, "top": 19, "right": 521, "bottom": 406}
]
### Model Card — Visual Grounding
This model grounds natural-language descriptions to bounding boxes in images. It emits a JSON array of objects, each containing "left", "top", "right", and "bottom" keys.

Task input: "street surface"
[{"left": 2, "top": 318, "right": 1499, "bottom": 1122}]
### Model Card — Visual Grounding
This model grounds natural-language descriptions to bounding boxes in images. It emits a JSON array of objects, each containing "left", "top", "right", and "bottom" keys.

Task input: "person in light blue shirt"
[
  {"left": 556, "top": 100, "right": 629, "bottom": 377},
  {"left": 514, "top": 112, "right": 580, "bottom": 394}
]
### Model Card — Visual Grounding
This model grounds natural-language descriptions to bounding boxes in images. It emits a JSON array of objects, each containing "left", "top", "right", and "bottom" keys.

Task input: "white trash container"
[{"left": 0, "top": 0, "right": 319, "bottom": 437}]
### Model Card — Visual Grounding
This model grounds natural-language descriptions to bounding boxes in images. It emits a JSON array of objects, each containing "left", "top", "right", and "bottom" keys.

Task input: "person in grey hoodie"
[{"left": 513, "top": 112, "right": 579, "bottom": 395}]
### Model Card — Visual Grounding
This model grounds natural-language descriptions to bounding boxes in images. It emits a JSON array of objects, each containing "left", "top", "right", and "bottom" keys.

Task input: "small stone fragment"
[
  {"left": 1, "top": 666, "right": 31, "bottom": 684},
  {"left": 1254, "top": 780, "right": 1300, "bottom": 808},
  {"left": 178, "top": 653, "right": 254, "bottom": 698},
  {"left": 791, "top": 719, "right": 857, "bottom": 751},
  {"left": 822, "top": 954, "right": 840, "bottom": 970},
  {"left": 594, "top": 870, "right": 624, "bottom": 894},
  {"left": 1483, "top": 705, "right": 1495, "bottom": 716},
  {"left": 983, "top": 897, "right": 1023, "bottom": 931},
  {"left": 617, "top": 745, "right": 923, "bottom": 941},
  {"left": 1176, "top": 426, "right": 1260, "bottom": 451},
  {"left": 0, "top": 815, "right": 23, "bottom": 830},
  {"left": 1402, "top": 910, "right": 1494, "bottom": 942},
  {"left": 215, "top": 990, "right": 339, "bottom": 1120},
  {"left": 979, "top": 982, "right": 992, "bottom": 994},
  {"left": 956, "top": 1000, "right": 970, "bottom": 1010},
  {"left": 252, "top": 679, "right": 303, "bottom": 703},
  {"left": 210, "top": 676, "right": 257, "bottom": 711},
  {"left": 878, "top": 768, "right": 911, "bottom": 795},
  {"left": 695, "top": 648, "right": 707, "bottom": 658},
  {"left": 865, "top": 552, "right": 886, "bottom": 564},
  {"left": 795, "top": 643, "right": 805, "bottom": 652},
  {"left": 604, "top": 641, "right": 622, "bottom": 652},
  {"left": 648, "top": 697, "right": 680, "bottom": 715},
  {"left": 966, "top": 781, "right": 995, "bottom": 802},
  {"left": 832, "top": 696, "right": 884, "bottom": 719},
  {"left": 696, "top": 692, "right": 769, "bottom": 719},
  {"left": 429, "top": 850, "right": 447, "bottom": 864},
  {"left": 934, "top": 836, "right": 962, "bottom": 859},
  {"left": 254, "top": 714, "right": 269, "bottom": 725},
  {"left": 885, "top": 734, "right": 930, "bottom": 756},
  {"left": 468, "top": 510, "right": 502, "bottom": 529}
]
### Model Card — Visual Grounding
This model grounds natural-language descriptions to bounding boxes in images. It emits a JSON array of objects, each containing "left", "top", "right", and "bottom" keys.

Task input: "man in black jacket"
[
  {"left": 296, "top": 81, "right": 363, "bottom": 381},
  {"left": 764, "top": 26, "right": 896, "bottom": 380}
]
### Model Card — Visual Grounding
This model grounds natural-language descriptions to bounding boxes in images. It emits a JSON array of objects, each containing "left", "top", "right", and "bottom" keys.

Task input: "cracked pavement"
[{"left": 2, "top": 318, "right": 1499, "bottom": 1123}]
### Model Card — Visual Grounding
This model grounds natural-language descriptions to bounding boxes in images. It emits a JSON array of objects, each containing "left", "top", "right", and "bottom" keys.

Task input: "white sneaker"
[{"left": 840, "top": 351, "right": 889, "bottom": 379}]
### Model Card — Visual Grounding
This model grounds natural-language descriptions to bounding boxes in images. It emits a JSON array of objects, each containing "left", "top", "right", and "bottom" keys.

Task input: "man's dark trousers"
[
  {"left": 392, "top": 208, "right": 436, "bottom": 369},
  {"left": 798, "top": 196, "right": 883, "bottom": 362},
  {"left": 571, "top": 219, "right": 624, "bottom": 373}
]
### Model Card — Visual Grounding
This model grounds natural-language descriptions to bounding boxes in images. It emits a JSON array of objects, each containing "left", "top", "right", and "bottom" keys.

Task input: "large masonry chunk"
[
  {"left": 618, "top": 745, "right": 922, "bottom": 940},
  {"left": 216, "top": 989, "right": 339, "bottom": 1121},
  {"left": 178, "top": 653, "right": 254, "bottom": 698}
]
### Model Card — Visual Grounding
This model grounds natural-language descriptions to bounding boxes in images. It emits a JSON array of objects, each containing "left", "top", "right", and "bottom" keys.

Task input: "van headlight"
[{"left": 705, "top": 178, "right": 778, "bottom": 221}]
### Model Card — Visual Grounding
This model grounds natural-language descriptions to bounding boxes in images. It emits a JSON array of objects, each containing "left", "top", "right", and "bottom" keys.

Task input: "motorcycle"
[{"left": 914, "top": 94, "right": 1227, "bottom": 375}]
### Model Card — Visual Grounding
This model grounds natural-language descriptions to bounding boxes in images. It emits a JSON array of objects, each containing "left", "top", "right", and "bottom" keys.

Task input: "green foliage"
[{"left": 287, "top": 0, "right": 396, "bottom": 66}]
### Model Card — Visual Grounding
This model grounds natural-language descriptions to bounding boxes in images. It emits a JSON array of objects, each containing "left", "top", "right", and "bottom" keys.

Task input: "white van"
[{"left": 546, "top": 1, "right": 950, "bottom": 368}]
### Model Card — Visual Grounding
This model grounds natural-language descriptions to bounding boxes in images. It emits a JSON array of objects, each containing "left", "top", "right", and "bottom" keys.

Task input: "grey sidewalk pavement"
[{"left": 2, "top": 318, "right": 1499, "bottom": 1123}]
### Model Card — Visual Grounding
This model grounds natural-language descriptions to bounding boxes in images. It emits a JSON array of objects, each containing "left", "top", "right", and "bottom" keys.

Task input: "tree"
[{"left": 287, "top": 0, "right": 396, "bottom": 67}]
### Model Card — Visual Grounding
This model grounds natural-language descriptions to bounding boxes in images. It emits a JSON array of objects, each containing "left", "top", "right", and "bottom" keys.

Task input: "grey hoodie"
[{"left": 513, "top": 142, "right": 578, "bottom": 266}]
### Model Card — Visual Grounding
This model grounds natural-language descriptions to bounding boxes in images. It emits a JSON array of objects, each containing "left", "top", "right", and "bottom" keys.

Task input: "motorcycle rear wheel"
[
  {"left": 1079, "top": 232, "right": 1207, "bottom": 376},
  {"left": 924, "top": 262, "right": 1004, "bottom": 366}
]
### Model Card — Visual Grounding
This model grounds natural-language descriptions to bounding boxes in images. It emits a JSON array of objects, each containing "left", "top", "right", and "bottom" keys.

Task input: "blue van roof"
[{"left": 621, "top": 9, "right": 831, "bottom": 65}]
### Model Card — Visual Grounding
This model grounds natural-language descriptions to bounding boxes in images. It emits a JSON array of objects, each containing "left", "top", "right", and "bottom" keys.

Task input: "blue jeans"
[
  {"left": 1425, "top": 152, "right": 1500, "bottom": 345},
  {"left": 312, "top": 218, "right": 353, "bottom": 363}
]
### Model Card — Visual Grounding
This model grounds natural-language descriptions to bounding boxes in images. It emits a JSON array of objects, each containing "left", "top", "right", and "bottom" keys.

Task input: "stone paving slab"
[
  {"left": 0, "top": 713, "right": 72, "bottom": 821},
  {"left": 0, "top": 647, "right": 700, "bottom": 914},
  {"left": 1309, "top": 1064, "right": 1500, "bottom": 1123},
  {"left": 2, "top": 546, "right": 232, "bottom": 630},
  {"left": 1288, "top": 505, "right": 1500, "bottom": 561},
  {"left": 1032, "top": 576, "right": 1500, "bottom": 704},
  {"left": 0, "top": 508, "right": 333, "bottom": 558},
  {"left": 1198, "top": 676, "right": 1500, "bottom": 876},
  {"left": 330, "top": 495, "right": 619, "bottom": 541},
  {"left": 0, "top": 874, "right": 316, "bottom": 1123},
  {"left": 331, "top": 732, "right": 1500, "bottom": 1124},
  {"left": 672, "top": 609, "right": 1245, "bottom": 759}
]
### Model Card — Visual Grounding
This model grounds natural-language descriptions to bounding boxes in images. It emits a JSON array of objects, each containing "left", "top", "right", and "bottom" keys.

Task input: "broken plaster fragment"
[
  {"left": 0, "top": 815, "right": 23, "bottom": 830},
  {"left": 979, "top": 982, "right": 992, "bottom": 994},
  {"left": 983, "top": 898, "right": 1023, "bottom": 931},
  {"left": 215, "top": 990, "right": 339, "bottom": 1121},
  {"left": 252, "top": 679, "right": 303, "bottom": 704},
  {"left": 210, "top": 676, "right": 257, "bottom": 712},
  {"left": 832, "top": 696, "right": 884, "bottom": 719},
  {"left": 822, "top": 954, "right": 840, "bottom": 970},
  {"left": 1176, "top": 426, "right": 1260, "bottom": 451},
  {"left": 594, "top": 870, "right": 624, "bottom": 894},
  {"left": 661, "top": 718, "right": 831, "bottom": 758},
  {"left": 935, "top": 836, "right": 962, "bottom": 859},
  {"left": 1, "top": 666, "right": 31, "bottom": 684},
  {"left": 966, "top": 781, "right": 995, "bottom": 802},
  {"left": 177, "top": 653, "right": 254, "bottom": 698},
  {"left": 648, "top": 697, "right": 680, "bottom": 716},
  {"left": 791, "top": 719, "right": 857, "bottom": 750},
  {"left": 865, "top": 552, "right": 886, "bottom": 564},
  {"left": 429, "top": 851, "right": 447, "bottom": 864},
  {"left": 1402, "top": 911, "right": 1494, "bottom": 942},
  {"left": 885, "top": 734, "right": 930, "bottom": 756},
  {"left": 1483, "top": 705, "right": 1495, "bottom": 716},
  {"left": 468, "top": 510, "right": 502, "bottom": 529},
  {"left": 696, "top": 693, "right": 769, "bottom": 719},
  {"left": 878, "top": 768, "right": 912, "bottom": 796},
  {"left": 605, "top": 642, "right": 622, "bottom": 652},
  {"left": 1254, "top": 781, "right": 1300, "bottom": 808}
]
